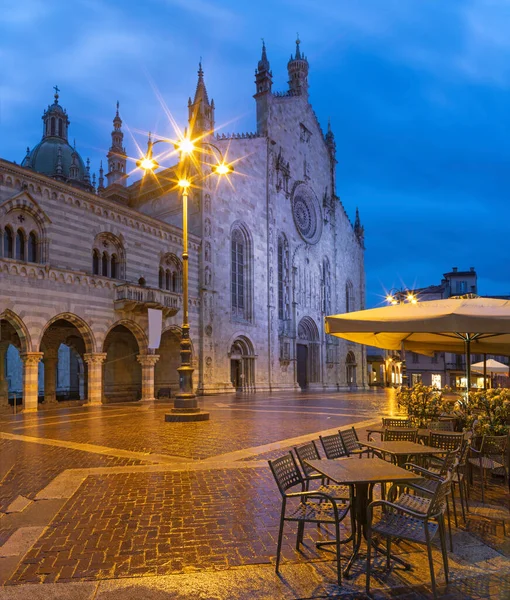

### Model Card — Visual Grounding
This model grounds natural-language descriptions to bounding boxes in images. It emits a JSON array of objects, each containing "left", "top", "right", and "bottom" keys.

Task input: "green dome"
[
  {"left": 21, "top": 88, "right": 94, "bottom": 193},
  {"left": 22, "top": 138, "right": 86, "bottom": 178}
]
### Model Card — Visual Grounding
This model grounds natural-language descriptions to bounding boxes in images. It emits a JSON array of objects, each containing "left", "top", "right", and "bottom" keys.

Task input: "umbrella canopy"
[
  {"left": 471, "top": 359, "right": 509, "bottom": 375},
  {"left": 325, "top": 297, "right": 510, "bottom": 388}
]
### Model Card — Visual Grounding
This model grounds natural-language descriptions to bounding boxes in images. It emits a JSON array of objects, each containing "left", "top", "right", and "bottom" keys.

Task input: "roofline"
[{"left": 0, "top": 158, "right": 200, "bottom": 244}]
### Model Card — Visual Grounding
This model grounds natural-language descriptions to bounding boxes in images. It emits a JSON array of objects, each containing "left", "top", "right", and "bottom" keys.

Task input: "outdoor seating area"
[{"left": 268, "top": 419, "right": 510, "bottom": 598}]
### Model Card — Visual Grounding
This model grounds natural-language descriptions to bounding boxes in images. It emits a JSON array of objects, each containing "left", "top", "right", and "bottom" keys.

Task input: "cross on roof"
[{"left": 53, "top": 85, "right": 60, "bottom": 99}]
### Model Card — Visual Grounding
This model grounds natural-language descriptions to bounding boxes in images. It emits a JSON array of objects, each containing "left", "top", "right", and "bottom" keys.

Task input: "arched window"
[
  {"left": 28, "top": 232, "right": 37, "bottom": 263},
  {"left": 230, "top": 224, "right": 253, "bottom": 322},
  {"left": 231, "top": 229, "right": 245, "bottom": 317},
  {"left": 51, "top": 117, "right": 56, "bottom": 136},
  {"left": 92, "top": 233, "right": 124, "bottom": 279},
  {"left": 92, "top": 250, "right": 100, "bottom": 275},
  {"left": 323, "top": 258, "right": 331, "bottom": 315},
  {"left": 277, "top": 234, "right": 290, "bottom": 321},
  {"left": 159, "top": 254, "right": 182, "bottom": 293},
  {"left": 111, "top": 254, "right": 117, "bottom": 279},
  {"left": 172, "top": 271, "right": 178, "bottom": 292},
  {"left": 15, "top": 229, "right": 25, "bottom": 261},
  {"left": 102, "top": 252, "right": 108, "bottom": 277},
  {"left": 346, "top": 280, "right": 354, "bottom": 313},
  {"left": 58, "top": 119, "right": 63, "bottom": 137},
  {"left": 4, "top": 228, "right": 13, "bottom": 258}
]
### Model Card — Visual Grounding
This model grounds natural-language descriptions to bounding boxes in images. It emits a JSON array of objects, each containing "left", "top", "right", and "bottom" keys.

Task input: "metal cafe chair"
[
  {"left": 382, "top": 417, "right": 411, "bottom": 428},
  {"left": 383, "top": 428, "right": 418, "bottom": 443},
  {"left": 339, "top": 427, "right": 371, "bottom": 458},
  {"left": 320, "top": 433, "right": 349, "bottom": 460},
  {"left": 404, "top": 450, "right": 458, "bottom": 551},
  {"left": 428, "top": 419, "right": 455, "bottom": 432},
  {"left": 366, "top": 475, "right": 452, "bottom": 599},
  {"left": 468, "top": 435, "right": 509, "bottom": 503},
  {"left": 294, "top": 442, "right": 351, "bottom": 501},
  {"left": 268, "top": 452, "right": 350, "bottom": 586},
  {"left": 427, "top": 438, "right": 470, "bottom": 525}
]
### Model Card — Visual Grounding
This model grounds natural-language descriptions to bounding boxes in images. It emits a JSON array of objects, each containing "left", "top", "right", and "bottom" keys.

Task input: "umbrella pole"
[
  {"left": 465, "top": 339, "right": 471, "bottom": 392},
  {"left": 483, "top": 354, "right": 487, "bottom": 391}
]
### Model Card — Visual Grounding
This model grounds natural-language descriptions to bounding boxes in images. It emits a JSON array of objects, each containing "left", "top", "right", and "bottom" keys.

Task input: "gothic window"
[
  {"left": 230, "top": 223, "right": 253, "bottom": 322},
  {"left": 4, "top": 227, "right": 13, "bottom": 258},
  {"left": 111, "top": 254, "right": 118, "bottom": 279},
  {"left": 277, "top": 239, "right": 284, "bottom": 320},
  {"left": 231, "top": 230, "right": 245, "bottom": 315},
  {"left": 323, "top": 257, "right": 331, "bottom": 315},
  {"left": 92, "top": 233, "right": 124, "bottom": 279},
  {"left": 159, "top": 253, "right": 182, "bottom": 293},
  {"left": 345, "top": 280, "right": 354, "bottom": 313},
  {"left": 92, "top": 250, "right": 100, "bottom": 275},
  {"left": 15, "top": 229, "right": 25, "bottom": 261},
  {"left": 102, "top": 252, "right": 108, "bottom": 276},
  {"left": 28, "top": 231, "right": 37, "bottom": 263}
]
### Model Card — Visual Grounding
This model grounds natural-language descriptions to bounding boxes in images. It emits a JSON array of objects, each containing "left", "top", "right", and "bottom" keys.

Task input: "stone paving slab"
[
  {"left": 0, "top": 440, "right": 146, "bottom": 512},
  {"left": 2, "top": 408, "right": 370, "bottom": 460}
]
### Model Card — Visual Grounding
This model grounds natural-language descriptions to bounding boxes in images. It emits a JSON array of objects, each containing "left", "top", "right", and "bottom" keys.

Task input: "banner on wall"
[{"left": 148, "top": 308, "right": 163, "bottom": 349}]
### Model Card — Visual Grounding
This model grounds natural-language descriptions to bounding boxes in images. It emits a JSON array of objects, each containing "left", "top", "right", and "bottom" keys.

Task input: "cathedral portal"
[{"left": 296, "top": 317, "right": 320, "bottom": 389}]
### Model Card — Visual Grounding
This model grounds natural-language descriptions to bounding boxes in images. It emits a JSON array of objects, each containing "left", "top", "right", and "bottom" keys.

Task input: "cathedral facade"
[{"left": 0, "top": 41, "right": 365, "bottom": 411}]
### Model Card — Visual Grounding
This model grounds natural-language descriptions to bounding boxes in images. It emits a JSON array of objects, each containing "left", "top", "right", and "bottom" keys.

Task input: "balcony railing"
[{"left": 114, "top": 283, "right": 181, "bottom": 317}]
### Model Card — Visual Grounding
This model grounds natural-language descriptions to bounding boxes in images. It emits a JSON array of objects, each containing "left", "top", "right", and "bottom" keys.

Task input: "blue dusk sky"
[{"left": 1, "top": 0, "right": 509, "bottom": 307}]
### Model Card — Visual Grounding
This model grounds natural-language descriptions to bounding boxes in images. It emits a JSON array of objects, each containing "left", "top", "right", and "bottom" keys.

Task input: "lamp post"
[
  {"left": 137, "top": 133, "right": 233, "bottom": 421},
  {"left": 385, "top": 288, "right": 418, "bottom": 387}
]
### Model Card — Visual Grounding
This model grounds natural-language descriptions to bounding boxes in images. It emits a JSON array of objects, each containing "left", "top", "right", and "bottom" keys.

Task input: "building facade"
[{"left": 0, "top": 41, "right": 366, "bottom": 411}]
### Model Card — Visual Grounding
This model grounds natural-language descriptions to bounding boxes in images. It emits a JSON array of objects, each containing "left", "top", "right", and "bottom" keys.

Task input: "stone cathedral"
[{"left": 0, "top": 41, "right": 366, "bottom": 411}]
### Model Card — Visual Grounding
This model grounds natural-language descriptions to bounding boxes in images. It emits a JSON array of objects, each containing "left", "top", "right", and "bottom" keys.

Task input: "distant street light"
[{"left": 385, "top": 287, "right": 419, "bottom": 386}]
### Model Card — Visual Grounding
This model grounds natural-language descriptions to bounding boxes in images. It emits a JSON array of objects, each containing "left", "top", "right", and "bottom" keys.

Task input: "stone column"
[
  {"left": 43, "top": 348, "right": 58, "bottom": 404},
  {"left": 137, "top": 354, "right": 160, "bottom": 402},
  {"left": 78, "top": 371, "right": 85, "bottom": 400},
  {"left": 84, "top": 353, "right": 107, "bottom": 406},
  {"left": 0, "top": 342, "right": 9, "bottom": 407},
  {"left": 20, "top": 352, "right": 43, "bottom": 413}
]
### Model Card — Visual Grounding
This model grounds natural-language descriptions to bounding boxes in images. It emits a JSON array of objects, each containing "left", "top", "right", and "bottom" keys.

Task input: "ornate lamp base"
[{"left": 165, "top": 409, "right": 210, "bottom": 422}]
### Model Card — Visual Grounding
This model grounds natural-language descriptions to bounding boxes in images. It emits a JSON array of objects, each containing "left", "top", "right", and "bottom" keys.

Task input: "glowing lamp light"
[
  {"left": 386, "top": 295, "right": 394, "bottom": 304},
  {"left": 178, "top": 178, "right": 191, "bottom": 189},
  {"left": 137, "top": 156, "right": 158, "bottom": 171},
  {"left": 212, "top": 162, "right": 233, "bottom": 176},
  {"left": 177, "top": 138, "right": 195, "bottom": 155}
]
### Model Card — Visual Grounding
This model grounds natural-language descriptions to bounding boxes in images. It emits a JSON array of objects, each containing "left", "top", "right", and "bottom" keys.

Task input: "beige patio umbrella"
[
  {"left": 325, "top": 297, "right": 510, "bottom": 389},
  {"left": 471, "top": 359, "right": 509, "bottom": 374}
]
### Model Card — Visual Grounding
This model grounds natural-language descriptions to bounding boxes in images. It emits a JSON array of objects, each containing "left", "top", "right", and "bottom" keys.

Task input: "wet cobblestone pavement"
[{"left": 0, "top": 389, "right": 509, "bottom": 599}]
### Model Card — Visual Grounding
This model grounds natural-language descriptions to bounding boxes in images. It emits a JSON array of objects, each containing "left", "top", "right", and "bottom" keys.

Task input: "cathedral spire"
[
  {"left": 287, "top": 36, "right": 309, "bottom": 98},
  {"left": 97, "top": 160, "right": 105, "bottom": 193},
  {"left": 188, "top": 61, "right": 215, "bottom": 135},
  {"left": 106, "top": 101, "right": 127, "bottom": 187},
  {"left": 254, "top": 40, "right": 273, "bottom": 135},
  {"left": 325, "top": 118, "right": 336, "bottom": 157},
  {"left": 354, "top": 207, "right": 365, "bottom": 247}
]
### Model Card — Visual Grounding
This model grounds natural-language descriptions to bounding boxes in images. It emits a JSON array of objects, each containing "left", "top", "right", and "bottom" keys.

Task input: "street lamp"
[
  {"left": 385, "top": 288, "right": 418, "bottom": 387},
  {"left": 137, "top": 133, "right": 233, "bottom": 421}
]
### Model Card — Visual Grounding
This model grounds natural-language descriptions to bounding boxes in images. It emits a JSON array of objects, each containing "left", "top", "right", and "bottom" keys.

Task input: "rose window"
[{"left": 291, "top": 183, "right": 322, "bottom": 244}]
